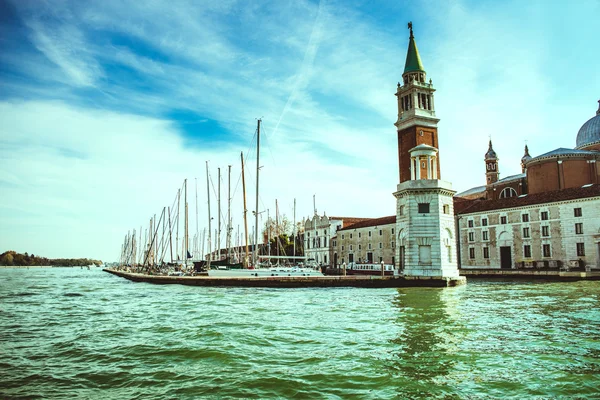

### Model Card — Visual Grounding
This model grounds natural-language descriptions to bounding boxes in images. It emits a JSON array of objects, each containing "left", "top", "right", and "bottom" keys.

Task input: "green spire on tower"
[{"left": 404, "top": 22, "right": 425, "bottom": 74}]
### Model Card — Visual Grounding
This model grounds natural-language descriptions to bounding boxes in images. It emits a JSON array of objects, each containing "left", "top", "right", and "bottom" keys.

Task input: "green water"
[{"left": 1, "top": 268, "right": 599, "bottom": 399}]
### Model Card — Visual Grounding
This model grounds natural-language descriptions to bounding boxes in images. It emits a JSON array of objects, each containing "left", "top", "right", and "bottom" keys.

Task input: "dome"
[
  {"left": 521, "top": 145, "right": 532, "bottom": 164},
  {"left": 575, "top": 100, "right": 600, "bottom": 149},
  {"left": 484, "top": 140, "right": 497, "bottom": 160}
]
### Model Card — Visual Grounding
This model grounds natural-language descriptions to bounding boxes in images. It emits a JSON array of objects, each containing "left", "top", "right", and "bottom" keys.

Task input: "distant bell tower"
[
  {"left": 485, "top": 140, "right": 499, "bottom": 184},
  {"left": 520, "top": 144, "right": 532, "bottom": 173},
  {"left": 395, "top": 22, "right": 440, "bottom": 183}
]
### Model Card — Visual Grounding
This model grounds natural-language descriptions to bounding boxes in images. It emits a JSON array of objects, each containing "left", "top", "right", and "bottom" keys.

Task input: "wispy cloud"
[{"left": 23, "top": 15, "right": 103, "bottom": 87}]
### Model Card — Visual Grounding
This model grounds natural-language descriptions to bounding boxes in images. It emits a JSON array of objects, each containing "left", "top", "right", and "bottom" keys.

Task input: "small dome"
[
  {"left": 575, "top": 100, "right": 600, "bottom": 149},
  {"left": 485, "top": 140, "right": 497, "bottom": 160},
  {"left": 521, "top": 145, "right": 532, "bottom": 164}
]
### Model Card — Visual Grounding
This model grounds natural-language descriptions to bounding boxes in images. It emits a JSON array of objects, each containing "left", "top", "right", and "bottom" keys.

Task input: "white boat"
[
  {"left": 345, "top": 262, "right": 397, "bottom": 276},
  {"left": 208, "top": 267, "right": 323, "bottom": 277}
]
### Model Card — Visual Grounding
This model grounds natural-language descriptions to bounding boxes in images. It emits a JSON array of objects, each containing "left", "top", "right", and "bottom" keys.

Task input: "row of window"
[
  {"left": 467, "top": 207, "right": 583, "bottom": 228},
  {"left": 468, "top": 243, "right": 586, "bottom": 259},
  {"left": 306, "top": 229, "right": 330, "bottom": 237},
  {"left": 340, "top": 229, "right": 394, "bottom": 240},
  {"left": 468, "top": 223, "right": 583, "bottom": 242},
  {"left": 340, "top": 242, "right": 393, "bottom": 251}
]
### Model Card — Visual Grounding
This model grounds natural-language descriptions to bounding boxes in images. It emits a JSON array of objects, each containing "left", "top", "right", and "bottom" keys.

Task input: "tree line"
[
  {"left": 262, "top": 215, "right": 304, "bottom": 257},
  {"left": 0, "top": 250, "right": 102, "bottom": 267}
]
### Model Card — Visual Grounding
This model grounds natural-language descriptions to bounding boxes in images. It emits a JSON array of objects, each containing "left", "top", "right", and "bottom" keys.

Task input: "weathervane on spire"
[{"left": 408, "top": 21, "right": 413, "bottom": 38}]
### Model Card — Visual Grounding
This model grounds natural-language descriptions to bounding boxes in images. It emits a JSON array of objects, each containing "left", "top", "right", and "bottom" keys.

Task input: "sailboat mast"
[
  {"left": 313, "top": 195, "right": 317, "bottom": 265},
  {"left": 241, "top": 152, "right": 250, "bottom": 267},
  {"left": 152, "top": 215, "right": 156, "bottom": 265},
  {"left": 206, "top": 162, "right": 212, "bottom": 266},
  {"left": 293, "top": 198, "right": 296, "bottom": 260},
  {"left": 167, "top": 207, "right": 173, "bottom": 262},
  {"left": 195, "top": 177, "right": 199, "bottom": 259},
  {"left": 131, "top": 230, "right": 136, "bottom": 265},
  {"left": 227, "top": 165, "right": 232, "bottom": 261},
  {"left": 138, "top": 225, "right": 142, "bottom": 266},
  {"left": 217, "top": 167, "right": 221, "bottom": 261},
  {"left": 176, "top": 189, "right": 180, "bottom": 261},
  {"left": 201, "top": 228, "right": 205, "bottom": 261},
  {"left": 184, "top": 179, "right": 188, "bottom": 266},
  {"left": 276, "top": 200, "right": 279, "bottom": 260},
  {"left": 253, "top": 119, "right": 261, "bottom": 267},
  {"left": 236, "top": 224, "right": 240, "bottom": 262},
  {"left": 161, "top": 207, "right": 166, "bottom": 263}
]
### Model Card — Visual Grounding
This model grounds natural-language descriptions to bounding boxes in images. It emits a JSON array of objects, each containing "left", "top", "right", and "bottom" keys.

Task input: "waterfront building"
[
  {"left": 334, "top": 216, "right": 396, "bottom": 267},
  {"left": 455, "top": 101, "right": 600, "bottom": 269},
  {"left": 455, "top": 185, "right": 600, "bottom": 269},
  {"left": 326, "top": 25, "right": 600, "bottom": 273},
  {"left": 303, "top": 214, "right": 370, "bottom": 266}
]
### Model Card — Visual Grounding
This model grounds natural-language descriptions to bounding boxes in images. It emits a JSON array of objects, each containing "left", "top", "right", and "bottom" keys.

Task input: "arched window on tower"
[{"left": 499, "top": 187, "right": 518, "bottom": 199}]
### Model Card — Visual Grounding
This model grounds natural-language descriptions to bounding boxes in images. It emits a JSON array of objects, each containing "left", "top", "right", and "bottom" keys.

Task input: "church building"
[
  {"left": 455, "top": 103, "right": 600, "bottom": 270},
  {"left": 326, "top": 23, "right": 599, "bottom": 274}
]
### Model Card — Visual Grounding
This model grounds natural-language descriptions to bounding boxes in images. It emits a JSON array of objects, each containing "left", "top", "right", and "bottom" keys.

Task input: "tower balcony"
[{"left": 397, "top": 80, "right": 435, "bottom": 94}]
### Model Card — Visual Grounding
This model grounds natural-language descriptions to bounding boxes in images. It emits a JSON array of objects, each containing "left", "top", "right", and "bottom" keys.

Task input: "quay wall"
[
  {"left": 104, "top": 269, "right": 465, "bottom": 288},
  {"left": 459, "top": 268, "right": 600, "bottom": 280}
]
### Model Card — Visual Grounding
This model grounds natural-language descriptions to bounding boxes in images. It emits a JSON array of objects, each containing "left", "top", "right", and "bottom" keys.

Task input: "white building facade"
[
  {"left": 334, "top": 216, "right": 396, "bottom": 267},
  {"left": 457, "top": 187, "right": 600, "bottom": 270},
  {"left": 304, "top": 214, "right": 367, "bottom": 266}
]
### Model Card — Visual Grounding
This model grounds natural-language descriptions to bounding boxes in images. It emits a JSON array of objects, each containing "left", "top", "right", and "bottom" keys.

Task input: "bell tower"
[
  {"left": 393, "top": 23, "right": 464, "bottom": 285},
  {"left": 520, "top": 144, "right": 532, "bottom": 173},
  {"left": 395, "top": 22, "right": 440, "bottom": 183},
  {"left": 485, "top": 140, "right": 499, "bottom": 184}
]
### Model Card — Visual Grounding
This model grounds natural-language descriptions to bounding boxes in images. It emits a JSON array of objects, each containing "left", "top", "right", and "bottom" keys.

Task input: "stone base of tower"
[
  {"left": 395, "top": 179, "right": 466, "bottom": 285},
  {"left": 402, "top": 274, "right": 466, "bottom": 287}
]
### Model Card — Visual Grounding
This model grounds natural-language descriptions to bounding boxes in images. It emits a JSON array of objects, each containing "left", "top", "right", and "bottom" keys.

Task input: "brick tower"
[
  {"left": 393, "top": 23, "right": 464, "bottom": 284},
  {"left": 395, "top": 22, "right": 440, "bottom": 183}
]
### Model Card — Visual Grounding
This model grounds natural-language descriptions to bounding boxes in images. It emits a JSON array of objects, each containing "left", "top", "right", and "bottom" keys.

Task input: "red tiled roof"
[
  {"left": 329, "top": 216, "right": 374, "bottom": 228},
  {"left": 453, "top": 197, "right": 481, "bottom": 214},
  {"left": 340, "top": 215, "right": 396, "bottom": 231},
  {"left": 454, "top": 184, "right": 600, "bottom": 215}
]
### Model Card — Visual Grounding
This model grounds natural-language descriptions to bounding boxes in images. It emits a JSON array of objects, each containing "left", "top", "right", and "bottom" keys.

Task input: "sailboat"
[
  {"left": 200, "top": 163, "right": 244, "bottom": 271},
  {"left": 206, "top": 119, "right": 323, "bottom": 278}
]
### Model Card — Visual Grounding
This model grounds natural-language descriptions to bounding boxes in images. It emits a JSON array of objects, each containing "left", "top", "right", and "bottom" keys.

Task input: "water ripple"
[{"left": 1, "top": 268, "right": 599, "bottom": 399}]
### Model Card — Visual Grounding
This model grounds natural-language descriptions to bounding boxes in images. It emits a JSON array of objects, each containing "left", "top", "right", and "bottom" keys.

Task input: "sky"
[{"left": 0, "top": 0, "right": 598, "bottom": 262}]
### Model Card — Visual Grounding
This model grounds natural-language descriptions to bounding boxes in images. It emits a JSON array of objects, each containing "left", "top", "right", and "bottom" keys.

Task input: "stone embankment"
[
  {"left": 104, "top": 269, "right": 466, "bottom": 288},
  {"left": 459, "top": 268, "right": 600, "bottom": 280}
]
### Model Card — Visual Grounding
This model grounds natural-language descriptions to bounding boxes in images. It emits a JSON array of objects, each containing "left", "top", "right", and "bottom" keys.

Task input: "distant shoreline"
[{"left": 0, "top": 265, "right": 98, "bottom": 269}]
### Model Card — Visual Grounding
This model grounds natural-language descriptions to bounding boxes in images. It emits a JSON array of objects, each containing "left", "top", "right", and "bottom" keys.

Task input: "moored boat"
[{"left": 344, "top": 262, "right": 397, "bottom": 276}]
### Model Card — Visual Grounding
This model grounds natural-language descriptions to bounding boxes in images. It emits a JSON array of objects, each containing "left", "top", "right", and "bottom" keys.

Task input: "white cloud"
[{"left": 0, "top": 100, "right": 396, "bottom": 261}]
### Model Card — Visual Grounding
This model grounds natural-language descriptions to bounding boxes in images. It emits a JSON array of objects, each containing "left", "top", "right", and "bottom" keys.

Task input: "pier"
[{"left": 104, "top": 268, "right": 466, "bottom": 288}]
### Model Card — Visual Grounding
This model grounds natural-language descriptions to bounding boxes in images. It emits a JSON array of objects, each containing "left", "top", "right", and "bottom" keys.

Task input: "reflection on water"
[
  {"left": 386, "top": 281, "right": 600, "bottom": 398},
  {"left": 388, "top": 288, "right": 463, "bottom": 397}
]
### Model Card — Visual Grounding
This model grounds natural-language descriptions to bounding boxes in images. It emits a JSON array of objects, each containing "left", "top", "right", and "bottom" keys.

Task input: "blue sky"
[{"left": 0, "top": 0, "right": 598, "bottom": 262}]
